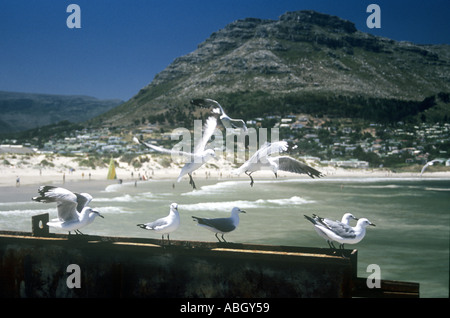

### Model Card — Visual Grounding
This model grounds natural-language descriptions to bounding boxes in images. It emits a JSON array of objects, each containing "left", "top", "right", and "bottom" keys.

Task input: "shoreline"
[
  {"left": 1, "top": 165, "right": 449, "bottom": 205},
  {"left": 1, "top": 153, "right": 449, "bottom": 193},
  {"left": 2, "top": 165, "right": 449, "bottom": 187}
]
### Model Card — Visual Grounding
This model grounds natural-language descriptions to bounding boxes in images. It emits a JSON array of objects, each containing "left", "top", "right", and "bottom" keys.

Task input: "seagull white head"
[
  {"left": 170, "top": 203, "right": 178, "bottom": 211},
  {"left": 357, "top": 218, "right": 375, "bottom": 228},
  {"left": 343, "top": 213, "right": 358, "bottom": 221}
]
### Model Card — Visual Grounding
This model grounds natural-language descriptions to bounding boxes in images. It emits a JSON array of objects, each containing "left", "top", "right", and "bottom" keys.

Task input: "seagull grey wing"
[
  {"left": 326, "top": 222, "right": 356, "bottom": 239},
  {"left": 144, "top": 218, "right": 169, "bottom": 230},
  {"left": 276, "top": 156, "right": 323, "bottom": 178},
  {"left": 228, "top": 118, "right": 248, "bottom": 131},
  {"left": 74, "top": 192, "right": 93, "bottom": 212},
  {"left": 195, "top": 217, "right": 236, "bottom": 233},
  {"left": 32, "top": 186, "right": 79, "bottom": 222}
]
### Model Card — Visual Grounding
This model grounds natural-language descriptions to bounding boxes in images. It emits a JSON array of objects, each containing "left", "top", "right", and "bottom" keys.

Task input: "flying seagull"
[
  {"left": 192, "top": 207, "right": 246, "bottom": 242},
  {"left": 305, "top": 213, "right": 359, "bottom": 249},
  {"left": 32, "top": 185, "right": 104, "bottom": 235},
  {"left": 190, "top": 98, "right": 248, "bottom": 132},
  {"left": 304, "top": 214, "right": 375, "bottom": 251},
  {"left": 420, "top": 159, "right": 444, "bottom": 176},
  {"left": 233, "top": 141, "right": 323, "bottom": 186},
  {"left": 134, "top": 116, "right": 217, "bottom": 189},
  {"left": 137, "top": 203, "right": 180, "bottom": 245}
]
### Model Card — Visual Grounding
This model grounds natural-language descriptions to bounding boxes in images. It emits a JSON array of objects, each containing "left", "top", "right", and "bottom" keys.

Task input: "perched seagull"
[
  {"left": 420, "top": 159, "right": 444, "bottom": 176},
  {"left": 192, "top": 207, "right": 246, "bottom": 242},
  {"left": 305, "top": 213, "right": 359, "bottom": 249},
  {"left": 32, "top": 185, "right": 104, "bottom": 235},
  {"left": 304, "top": 214, "right": 375, "bottom": 251},
  {"left": 134, "top": 116, "right": 217, "bottom": 189},
  {"left": 137, "top": 203, "right": 180, "bottom": 245},
  {"left": 234, "top": 141, "right": 323, "bottom": 186},
  {"left": 190, "top": 98, "right": 248, "bottom": 132}
]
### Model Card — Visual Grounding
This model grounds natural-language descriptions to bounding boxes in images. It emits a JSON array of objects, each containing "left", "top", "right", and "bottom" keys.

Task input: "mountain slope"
[
  {"left": 92, "top": 10, "right": 450, "bottom": 126},
  {"left": 0, "top": 91, "right": 123, "bottom": 133}
]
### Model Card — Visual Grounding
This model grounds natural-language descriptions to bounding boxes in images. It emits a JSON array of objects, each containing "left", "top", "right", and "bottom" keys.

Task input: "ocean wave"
[
  {"left": 181, "top": 181, "right": 247, "bottom": 196},
  {"left": 0, "top": 201, "right": 36, "bottom": 207},
  {"left": 0, "top": 207, "right": 55, "bottom": 216},
  {"left": 0, "top": 206, "right": 132, "bottom": 217},
  {"left": 95, "top": 206, "right": 133, "bottom": 214},
  {"left": 103, "top": 180, "right": 156, "bottom": 193},
  {"left": 179, "top": 196, "right": 314, "bottom": 212},
  {"left": 424, "top": 187, "right": 450, "bottom": 192},
  {"left": 94, "top": 192, "right": 156, "bottom": 203}
]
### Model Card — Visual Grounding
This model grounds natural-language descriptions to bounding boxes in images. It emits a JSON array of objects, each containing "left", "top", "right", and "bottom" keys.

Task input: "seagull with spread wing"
[
  {"left": 134, "top": 116, "right": 217, "bottom": 189},
  {"left": 233, "top": 141, "right": 323, "bottom": 186},
  {"left": 190, "top": 98, "right": 247, "bottom": 132},
  {"left": 420, "top": 159, "right": 444, "bottom": 176},
  {"left": 32, "top": 185, "right": 104, "bottom": 234}
]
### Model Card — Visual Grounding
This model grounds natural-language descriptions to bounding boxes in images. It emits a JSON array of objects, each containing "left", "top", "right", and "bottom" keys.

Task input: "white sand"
[{"left": 1, "top": 153, "right": 449, "bottom": 188}]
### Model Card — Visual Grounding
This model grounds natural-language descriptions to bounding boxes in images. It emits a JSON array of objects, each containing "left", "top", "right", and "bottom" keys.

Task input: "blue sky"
[{"left": 1, "top": 0, "right": 449, "bottom": 101}]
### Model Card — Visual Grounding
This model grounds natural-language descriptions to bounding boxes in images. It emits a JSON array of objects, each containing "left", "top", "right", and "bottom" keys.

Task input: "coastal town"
[{"left": 1, "top": 114, "right": 449, "bottom": 172}]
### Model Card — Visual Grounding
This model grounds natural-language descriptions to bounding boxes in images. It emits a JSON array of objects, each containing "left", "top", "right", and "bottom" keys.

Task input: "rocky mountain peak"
[{"left": 96, "top": 10, "right": 449, "bottom": 127}]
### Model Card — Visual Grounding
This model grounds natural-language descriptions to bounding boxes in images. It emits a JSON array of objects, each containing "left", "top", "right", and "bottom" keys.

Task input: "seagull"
[
  {"left": 420, "top": 159, "right": 444, "bottom": 176},
  {"left": 134, "top": 115, "right": 217, "bottom": 189},
  {"left": 137, "top": 203, "right": 180, "bottom": 245},
  {"left": 32, "top": 185, "right": 104, "bottom": 235},
  {"left": 192, "top": 207, "right": 246, "bottom": 242},
  {"left": 305, "top": 213, "right": 358, "bottom": 249},
  {"left": 304, "top": 214, "right": 375, "bottom": 251},
  {"left": 190, "top": 98, "right": 248, "bottom": 132},
  {"left": 233, "top": 141, "right": 323, "bottom": 186}
]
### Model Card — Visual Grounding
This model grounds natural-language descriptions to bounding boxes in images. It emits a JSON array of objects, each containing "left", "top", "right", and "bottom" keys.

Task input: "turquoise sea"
[{"left": 1, "top": 176, "right": 449, "bottom": 298}]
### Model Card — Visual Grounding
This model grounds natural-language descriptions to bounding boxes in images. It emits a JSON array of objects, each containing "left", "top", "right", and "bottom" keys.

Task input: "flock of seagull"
[
  {"left": 31, "top": 98, "right": 377, "bottom": 252},
  {"left": 134, "top": 98, "right": 323, "bottom": 189}
]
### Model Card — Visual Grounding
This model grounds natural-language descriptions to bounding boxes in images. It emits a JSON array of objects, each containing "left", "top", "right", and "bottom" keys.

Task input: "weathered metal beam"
[
  {"left": 0, "top": 230, "right": 357, "bottom": 298},
  {"left": 0, "top": 213, "right": 419, "bottom": 299},
  {"left": 352, "top": 277, "right": 420, "bottom": 298}
]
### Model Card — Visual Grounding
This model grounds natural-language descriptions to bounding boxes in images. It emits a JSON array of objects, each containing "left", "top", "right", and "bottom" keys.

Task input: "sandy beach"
[{"left": 1, "top": 152, "right": 449, "bottom": 204}]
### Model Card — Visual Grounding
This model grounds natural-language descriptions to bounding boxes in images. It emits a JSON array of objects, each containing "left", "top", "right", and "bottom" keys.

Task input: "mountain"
[
  {"left": 0, "top": 91, "right": 123, "bottom": 133},
  {"left": 92, "top": 10, "right": 450, "bottom": 126}
]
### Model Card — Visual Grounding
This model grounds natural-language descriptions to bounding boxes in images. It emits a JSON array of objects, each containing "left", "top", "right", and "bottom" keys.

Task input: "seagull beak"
[
  {"left": 369, "top": 222, "right": 375, "bottom": 226},
  {"left": 93, "top": 210, "right": 104, "bottom": 218},
  {"left": 240, "top": 210, "right": 246, "bottom": 213}
]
